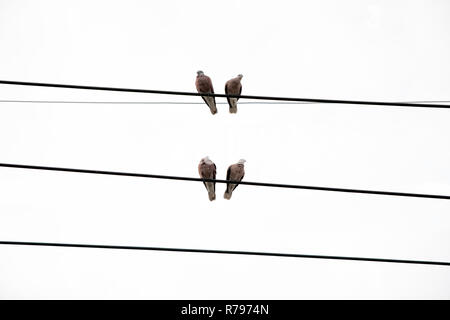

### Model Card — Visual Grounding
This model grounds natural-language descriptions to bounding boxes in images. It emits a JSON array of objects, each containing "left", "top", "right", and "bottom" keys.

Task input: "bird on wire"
[
  {"left": 198, "top": 156, "right": 217, "bottom": 201},
  {"left": 195, "top": 70, "right": 217, "bottom": 115},
  {"left": 225, "top": 74, "right": 243, "bottom": 113},
  {"left": 224, "top": 159, "right": 246, "bottom": 200}
]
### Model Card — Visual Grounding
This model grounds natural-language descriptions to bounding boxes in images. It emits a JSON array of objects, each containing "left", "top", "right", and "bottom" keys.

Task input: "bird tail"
[
  {"left": 228, "top": 98, "right": 238, "bottom": 113},
  {"left": 224, "top": 185, "right": 232, "bottom": 200},
  {"left": 206, "top": 182, "right": 216, "bottom": 201},
  {"left": 203, "top": 96, "right": 217, "bottom": 115}
]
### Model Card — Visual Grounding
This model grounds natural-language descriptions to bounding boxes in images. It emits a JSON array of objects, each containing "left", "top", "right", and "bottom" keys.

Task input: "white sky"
[{"left": 0, "top": 0, "right": 449, "bottom": 299}]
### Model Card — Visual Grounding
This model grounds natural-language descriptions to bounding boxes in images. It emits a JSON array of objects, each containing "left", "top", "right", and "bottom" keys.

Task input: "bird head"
[
  {"left": 238, "top": 159, "right": 246, "bottom": 165},
  {"left": 197, "top": 70, "right": 204, "bottom": 76},
  {"left": 237, "top": 74, "right": 243, "bottom": 80},
  {"left": 201, "top": 156, "right": 213, "bottom": 164}
]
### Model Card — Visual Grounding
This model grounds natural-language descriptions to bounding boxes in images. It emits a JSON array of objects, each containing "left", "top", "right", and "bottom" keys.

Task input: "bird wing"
[
  {"left": 212, "top": 163, "right": 216, "bottom": 192},
  {"left": 207, "top": 76, "right": 216, "bottom": 105},
  {"left": 225, "top": 83, "right": 233, "bottom": 109},
  {"left": 207, "top": 77, "right": 214, "bottom": 93},
  {"left": 224, "top": 166, "right": 231, "bottom": 193},
  {"left": 201, "top": 96, "right": 209, "bottom": 105},
  {"left": 199, "top": 164, "right": 208, "bottom": 190},
  {"left": 197, "top": 76, "right": 216, "bottom": 105},
  {"left": 201, "top": 168, "right": 208, "bottom": 190},
  {"left": 231, "top": 171, "right": 244, "bottom": 192}
]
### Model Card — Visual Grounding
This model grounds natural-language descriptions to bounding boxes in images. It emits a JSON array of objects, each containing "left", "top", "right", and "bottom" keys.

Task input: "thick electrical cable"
[
  {"left": 0, "top": 240, "right": 448, "bottom": 266},
  {"left": 0, "top": 162, "right": 449, "bottom": 200},
  {"left": 1, "top": 80, "right": 450, "bottom": 108}
]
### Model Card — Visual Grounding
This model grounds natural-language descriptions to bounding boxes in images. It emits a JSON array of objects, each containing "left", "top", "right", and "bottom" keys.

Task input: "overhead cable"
[
  {"left": 0, "top": 240, "right": 448, "bottom": 266},
  {"left": 0, "top": 162, "right": 449, "bottom": 200},
  {"left": 1, "top": 80, "right": 450, "bottom": 108}
]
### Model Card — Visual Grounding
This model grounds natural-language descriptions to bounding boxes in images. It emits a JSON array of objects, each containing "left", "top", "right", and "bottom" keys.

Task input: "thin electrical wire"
[
  {"left": 1, "top": 80, "right": 450, "bottom": 108},
  {"left": 0, "top": 240, "right": 448, "bottom": 266},
  {"left": 0, "top": 162, "right": 449, "bottom": 200}
]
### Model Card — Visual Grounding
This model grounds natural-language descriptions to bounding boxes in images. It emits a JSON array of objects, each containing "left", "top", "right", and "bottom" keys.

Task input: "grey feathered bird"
[
  {"left": 225, "top": 74, "right": 243, "bottom": 113},
  {"left": 198, "top": 156, "right": 217, "bottom": 201},
  {"left": 224, "top": 159, "right": 246, "bottom": 200},
  {"left": 195, "top": 71, "right": 217, "bottom": 115}
]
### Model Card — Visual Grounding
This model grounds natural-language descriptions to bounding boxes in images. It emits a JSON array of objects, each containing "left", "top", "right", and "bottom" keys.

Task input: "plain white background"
[{"left": 0, "top": 0, "right": 449, "bottom": 299}]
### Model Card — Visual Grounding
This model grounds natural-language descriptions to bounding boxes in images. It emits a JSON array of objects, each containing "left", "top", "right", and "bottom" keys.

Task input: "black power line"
[
  {"left": 1, "top": 80, "right": 450, "bottom": 108},
  {"left": 0, "top": 162, "right": 449, "bottom": 200},
  {"left": 1, "top": 99, "right": 450, "bottom": 105},
  {"left": 0, "top": 99, "right": 317, "bottom": 105},
  {"left": 0, "top": 240, "right": 448, "bottom": 266}
]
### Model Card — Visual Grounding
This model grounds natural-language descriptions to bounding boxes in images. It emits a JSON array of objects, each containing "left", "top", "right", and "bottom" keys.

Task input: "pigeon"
[
  {"left": 225, "top": 74, "right": 243, "bottom": 113},
  {"left": 198, "top": 156, "right": 217, "bottom": 201},
  {"left": 195, "top": 71, "right": 217, "bottom": 115},
  {"left": 224, "top": 159, "right": 246, "bottom": 200}
]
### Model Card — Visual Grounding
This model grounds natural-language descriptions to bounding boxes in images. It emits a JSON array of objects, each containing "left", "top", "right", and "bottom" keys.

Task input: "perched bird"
[
  {"left": 224, "top": 159, "right": 246, "bottom": 200},
  {"left": 195, "top": 71, "right": 217, "bottom": 115},
  {"left": 224, "top": 74, "right": 243, "bottom": 113},
  {"left": 198, "top": 156, "right": 217, "bottom": 201}
]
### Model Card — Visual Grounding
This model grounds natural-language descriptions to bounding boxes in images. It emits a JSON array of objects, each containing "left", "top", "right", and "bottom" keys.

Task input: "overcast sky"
[{"left": 0, "top": 0, "right": 449, "bottom": 299}]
